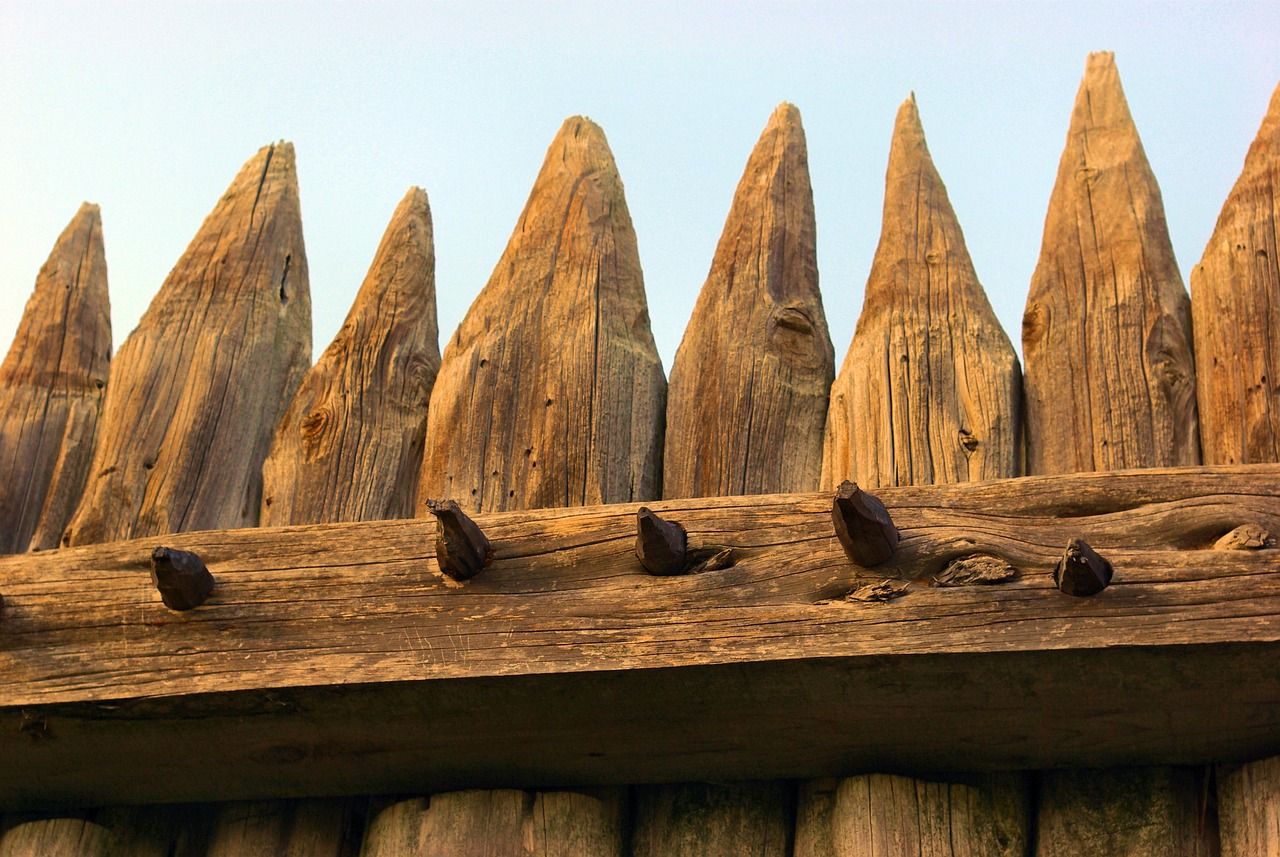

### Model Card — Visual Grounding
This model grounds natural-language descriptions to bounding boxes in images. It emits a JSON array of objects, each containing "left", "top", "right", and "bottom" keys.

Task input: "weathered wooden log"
[
  {"left": 631, "top": 782, "right": 793, "bottom": 856},
  {"left": 61, "top": 142, "right": 311, "bottom": 546},
  {"left": 0, "top": 813, "right": 112, "bottom": 857},
  {"left": 822, "top": 95, "right": 1021, "bottom": 489},
  {"left": 415, "top": 116, "right": 665, "bottom": 515},
  {"left": 1022, "top": 52, "right": 1200, "bottom": 475},
  {"left": 663, "top": 102, "right": 833, "bottom": 499},
  {"left": 200, "top": 799, "right": 364, "bottom": 857},
  {"left": 3, "top": 465, "right": 1279, "bottom": 809},
  {"left": 794, "top": 775, "right": 1029, "bottom": 857},
  {"left": 0, "top": 203, "right": 111, "bottom": 554},
  {"left": 1218, "top": 756, "right": 1280, "bottom": 857},
  {"left": 1192, "top": 83, "right": 1280, "bottom": 466},
  {"left": 261, "top": 187, "right": 438, "bottom": 526}
]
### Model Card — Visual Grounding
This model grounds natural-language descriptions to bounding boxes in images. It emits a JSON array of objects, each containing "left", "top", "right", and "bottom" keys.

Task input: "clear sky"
[{"left": 2, "top": 1, "right": 1277, "bottom": 373}]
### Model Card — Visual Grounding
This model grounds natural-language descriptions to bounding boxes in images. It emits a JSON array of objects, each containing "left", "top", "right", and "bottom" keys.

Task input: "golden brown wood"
[
  {"left": 794, "top": 775, "right": 1029, "bottom": 857},
  {"left": 62, "top": 142, "right": 311, "bottom": 546},
  {"left": 1218, "top": 757, "right": 1280, "bottom": 857},
  {"left": 0, "top": 815, "right": 111, "bottom": 857},
  {"left": 2, "top": 466, "right": 1279, "bottom": 809},
  {"left": 822, "top": 95, "right": 1020, "bottom": 490},
  {"left": 1022, "top": 52, "right": 1200, "bottom": 475},
  {"left": 631, "top": 782, "right": 792, "bottom": 856},
  {"left": 415, "top": 117, "right": 665, "bottom": 515},
  {"left": 0, "top": 203, "right": 110, "bottom": 554},
  {"left": 663, "top": 103, "right": 833, "bottom": 499},
  {"left": 1192, "top": 83, "right": 1280, "bottom": 465},
  {"left": 261, "top": 187, "right": 438, "bottom": 526}
]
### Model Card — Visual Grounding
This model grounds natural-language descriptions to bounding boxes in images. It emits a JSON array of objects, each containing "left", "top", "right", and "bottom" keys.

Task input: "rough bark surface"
[
  {"left": 1021, "top": 52, "right": 1199, "bottom": 475},
  {"left": 663, "top": 102, "right": 834, "bottom": 498},
  {"left": 822, "top": 95, "right": 1020, "bottom": 489},
  {"left": 415, "top": 116, "right": 665, "bottom": 515},
  {"left": 61, "top": 142, "right": 311, "bottom": 546},
  {"left": 1192, "top": 83, "right": 1280, "bottom": 465},
  {"left": 794, "top": 775, "right": 1029, "bottom": 857},
  {"left": 1219, "top": 757, "right": 1280, "bottom": 857},
  {"left": 261, "top": 187, "right": 438, "bottom": 525},
  {"left": 0, "top": 203, "right": 111, "bottom": 553},
  {"left": 631, "top": 782, "right": 793, "bottom": 857},
  {"left": 359, "top": 790, "right": 624, "bottom": 857},
  {"left": 1034, "top": 768, "right": 1216, "bottom": 857}
]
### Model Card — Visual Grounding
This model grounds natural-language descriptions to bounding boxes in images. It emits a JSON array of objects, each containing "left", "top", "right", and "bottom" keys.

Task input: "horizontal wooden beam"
[{"left": 2, "top": 465, "right": 1279, "bottom": 809}]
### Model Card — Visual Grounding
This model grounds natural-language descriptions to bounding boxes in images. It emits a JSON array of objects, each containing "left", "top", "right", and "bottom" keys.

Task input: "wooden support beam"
[{"left": 1, "top": 465, "right": 1279, "bottom": 809}]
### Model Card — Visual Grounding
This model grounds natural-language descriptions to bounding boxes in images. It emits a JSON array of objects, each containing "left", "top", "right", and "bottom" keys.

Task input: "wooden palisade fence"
[{"left": 0, "top": 52, "right": 1278, "bottom": 856}]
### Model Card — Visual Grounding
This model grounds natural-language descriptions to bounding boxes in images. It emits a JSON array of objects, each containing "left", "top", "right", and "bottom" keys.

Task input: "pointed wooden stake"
[
  {"left": 150, "top": 546, "right": 214, "bottom": 610},
  {"left": 1054, "top": 537, "right": 1114, "bottom": 597},
  {"left": 832, "top": 480, "right": 899, "bottom": 567},
  {"left": 424, "top": 499, "right": 493, "bottom": 581},
  {"left": 635, "top": 507, "right": 688, "bottom": 576}
]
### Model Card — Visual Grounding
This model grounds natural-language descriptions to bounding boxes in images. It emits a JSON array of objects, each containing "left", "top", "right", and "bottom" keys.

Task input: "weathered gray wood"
[
  {"left": 631, "top": 782, "right": 792, "bottom": 856},
  {"left": 359, "top": 790, "right": 624, "bottom": 856},
  {"left": 1219, "top": 757, "right": 1280, "bottom": 857},
  {"left": 822, "top": 95, "right": 1020, "bottom": 490},
  {"left": 61, "top": 142, "right": 311, "bottom": 546},
  {"left": 262, "top": 187, "right": 438, "bottom": 526},
  {"left": 1034, "top": 768, "right": 1216, "bottom": 857},
  {"left": 1192, "top": 83, "right": 1280, "bottom": 465},
  {"left": 415, "top": 116, "right": 665, "bottom": 515},
  {"left": 663, "top": 102, "right": 833, "bottom": 499},
  {"left": 0, "top": 203, "right": 111, "bottom": 554},
  {"left": 3, "top": 466, "right": 1280, "bottom": 808},
  {"left": 794, "top": 775, "right": 1028, "bottom": 857},
  {"left": 200, "top": 799, "right": 363, "bottom": 857},
  {"left": 1022, "top": 52, "right": 1199, "bottom": 475}
]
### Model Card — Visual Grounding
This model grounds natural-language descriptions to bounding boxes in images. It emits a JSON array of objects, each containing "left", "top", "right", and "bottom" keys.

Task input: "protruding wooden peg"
[
  {"left": 1054, "top": 538, "right": 1113, "bottom": 597},
  {"left": 832, "top": 481, "right": 899, "bottom": 567},
  {"left": 150, "top": 546, "right": 215, "bottom": 610},
  {"left": 425, "top": 499, "right": 493, "bottom": 581},
  {"left": 636, "top": 507, "right": 688, "bottom": 576}
]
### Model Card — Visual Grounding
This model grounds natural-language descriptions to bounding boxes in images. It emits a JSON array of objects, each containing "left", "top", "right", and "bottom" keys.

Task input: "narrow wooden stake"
[
  {"left": 150, "top": 546, "right": 214, "bottom": 610},
  {"left": 635, "top": 507, "right": 687, "bottom": 576},
  {"left": 1053, "top": 538, "right": 1114, "bottom": 597},
  {"left": 424, "top": 499, "right": 493, "bottom": 581},
  {"left": 831, "top": 481, "right": 898, "bottom": 567}
]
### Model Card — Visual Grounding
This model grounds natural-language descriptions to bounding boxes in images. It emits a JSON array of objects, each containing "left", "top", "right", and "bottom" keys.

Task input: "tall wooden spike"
[
  {"left": 0, "top": 203, "right": 110, "bottom": 553},
  {"left": 62, "top": 142, "right": 311, "bottom": 546},
  {"left": 664, "top": 102, "right": 834, "bottom": 499},
  {"left": 416, "top": 116, "right": 666, "bottom": 515},
  {"left": 1192, "top": 82, "right": 1280, "bottom": 465},
  {"left": 822, "top": 94, "right": 1021, "bottom": 489},
  {"left": 1022, "top": 52, "right": 1199, "bottom": 475},
  {"left": 262, "top": 187, "right": 439, "bottom": 525}
]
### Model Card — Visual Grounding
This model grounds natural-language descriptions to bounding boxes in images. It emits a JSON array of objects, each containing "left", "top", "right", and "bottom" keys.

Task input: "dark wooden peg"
[
  {"left": 150, "top": 546, "right": 215, "bottom": 610},
  {"left": 1054, "top": 537, "right": 1114, "bottom": 597},
  {"left": 425, "top": 499, "right": 493, "bottom": 581},
  {"left": 635, "top": 507, "right": 688, "bottom": 576},
  {"left": 832, "top": 481, "right": 899, "bottom": 567}
]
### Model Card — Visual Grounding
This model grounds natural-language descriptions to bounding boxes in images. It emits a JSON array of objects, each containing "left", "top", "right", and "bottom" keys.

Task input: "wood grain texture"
[
  {"left": 0, "top": 203, "right": 111, "bottom": 554},
  {"left": 61, "top": 142, "right": 311, "bottom": 546},
  {"left": 0, "top": 815, "right": 111, "bottom": 857},
  {"left": 794, "top": 775, "right": 1028, "bottom": 857},
  {"left": 1021, "top": 52, "right": 1200, "bottom": 475},
  {"left": 1192, "top": 83, "right": 1280, "bottom": 466},
  {"left": 2, "top": 466, "right": 1279, "bottom": 808},
  {"left": 200, "top": 799, "right": 363, "bottom": 857},
  {"left": 631, "top": 782, "right": 792, "bottom": 856},
  {"left": 663, "top": 102, "right": 834, "bottom": 499},
  {"left": 1034, "top": 767, "right": 1216, "bottom": 857},
  {"left": 1219, "top": 757, "right": 1280, "bottom": 857},
  {"left": 416, "top": 117, "right": 665, "bottom": 515},
  {"left": 822, "top": 95, "right": 1020, "bottom": 490},
  {"left": 262, "top": 187, "right": 438, "bottom": 526}
]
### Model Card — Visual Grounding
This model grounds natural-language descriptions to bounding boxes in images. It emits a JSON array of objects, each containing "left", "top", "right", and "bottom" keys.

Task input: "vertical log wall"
[{"left": 3, "top": 56, "right": 1279, "bottom": 857}]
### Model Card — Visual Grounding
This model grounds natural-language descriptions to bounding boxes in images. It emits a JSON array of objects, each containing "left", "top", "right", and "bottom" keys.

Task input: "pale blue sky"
[{"left": 2, "top": 1, "right": 1277, "bottom": 371}]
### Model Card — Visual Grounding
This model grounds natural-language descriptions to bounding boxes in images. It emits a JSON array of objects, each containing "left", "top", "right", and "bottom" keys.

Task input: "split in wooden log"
[
  {"left": 1192, "top": 82, "right": 1280, "bottom": 466},
  {"left": 1022, "top": 52, "right": 1200, "bottom": 475},
  {"left": 261, "top": 187, "right": 439, "bottom": 527},
  {"left": 4, "top": 465, "right": 1278, "bottom": 808},
  {"left": 62, "top": 142, "right": 311, "bottom": 546},
  {"left": 1053, "top": 537, "right": 1114, "bottom": 597},
  {"left": 635, "top": 507, "right": 687, "bottom": 576},
  {"left": 423, "top": 499, "right": 493, "bottom": 581},
  {"left": 663, "top": 102, "right": 834, "bottom": 499},
  {"left": 415, "top": 116, "right": 666, "bottom": 515},
  {"left": 831, "top": 480, "right": 898, "bottom": 567},
  {"left": 150, "top": 546, "right": 214, "bottom": 610},
  {"left": 822, "top": 93, "right": 1021, "bottom": 489},
  {"left": 0, "top": 203, "right": 111, "bottom": 554}
]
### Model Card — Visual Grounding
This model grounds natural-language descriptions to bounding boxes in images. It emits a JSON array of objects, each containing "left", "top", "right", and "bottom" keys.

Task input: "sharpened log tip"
[
  {"left": 832, "top": 481, "right": 899, "bottom": 567},
  {"left": 635, "top": 507, "right": 689, "bottom": 576},
  {"left": 1054, "top": 538, "right": 1114, "bottom": 597},
  {"left": 149, "top": 546, "right": 215, "bottom": 610},
  {"left": 425, "top": 499, "right": 493, "bottom": 581}
]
